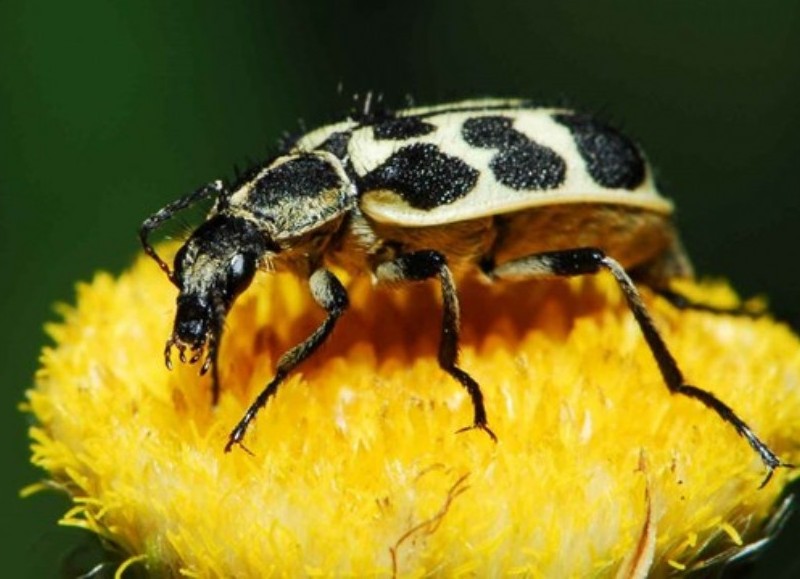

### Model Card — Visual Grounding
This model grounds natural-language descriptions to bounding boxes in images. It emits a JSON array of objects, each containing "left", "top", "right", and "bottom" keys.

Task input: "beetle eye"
[
  {"left": 226, "top": 253, "right": 256, "bottom": 296},
  {"left": 230, "top": 254, "right": 246, "bottom": 278}
]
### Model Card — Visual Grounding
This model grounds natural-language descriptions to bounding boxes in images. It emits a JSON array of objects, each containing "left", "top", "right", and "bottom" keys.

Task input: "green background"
[{"left": 2, "top": 1, "right": 799, "bottom": 576}]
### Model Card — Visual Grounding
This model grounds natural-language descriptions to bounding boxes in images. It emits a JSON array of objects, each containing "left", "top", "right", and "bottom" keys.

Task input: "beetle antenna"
[{"left": 139, "top": 180, "right": 225, "bottom": 285}]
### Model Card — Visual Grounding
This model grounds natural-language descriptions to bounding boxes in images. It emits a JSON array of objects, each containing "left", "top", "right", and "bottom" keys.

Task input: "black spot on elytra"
[
  {"left": 462, "top": 115, "right": 524, "bottom": 149},
  {"left": 372, "top": 116, "right": 436, "bottom": 140},
  {"left": 317, "top": 131, "right": 352, "bottom": 160},
  {"left": 462, "top": 116, "right": 565, "bottom": 190},
  {"left": 492, "top": 146, "right": 567, "bottom": 191},
  {"left": 253, "top": 154, "right": 342, "bottom": 205},
  {"left": 360, "top": 143, "right": 479, "bottom": 210},
  {"left": 553, "top": 113, "right": 645, "bottom": 190}
]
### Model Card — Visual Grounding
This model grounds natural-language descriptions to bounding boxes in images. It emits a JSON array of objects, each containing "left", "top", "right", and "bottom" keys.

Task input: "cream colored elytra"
[{"left": 298, "top": 98, "right": 671, "bottom": 225}]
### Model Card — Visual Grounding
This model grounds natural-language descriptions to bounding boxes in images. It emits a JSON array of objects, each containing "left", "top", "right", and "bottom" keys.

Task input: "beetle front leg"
[
  {"left": 488, "top": 246, "right": 787, "bottom": 485},
  {"left": 139, "top": 180, "right": 224, "bottom": 284},
  {"left": 225, "top": 268, "right": 349, "bottom": 452},
  {"left": 375, "top": 250, "right": 497, "bottom": 442}
]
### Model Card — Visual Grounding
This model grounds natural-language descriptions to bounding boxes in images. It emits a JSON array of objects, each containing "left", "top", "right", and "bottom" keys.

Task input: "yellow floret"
[{"left": 24, "top": 247, "right": 800, "bottom": 577}]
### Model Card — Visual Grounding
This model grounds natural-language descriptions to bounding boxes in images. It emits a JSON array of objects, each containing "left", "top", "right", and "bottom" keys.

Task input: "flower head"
[{"left": 24, "top": 247, "right": 800, "bottom": 576}]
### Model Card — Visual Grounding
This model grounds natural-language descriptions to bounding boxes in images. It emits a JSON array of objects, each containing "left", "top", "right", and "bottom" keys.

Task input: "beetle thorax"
[{"left": 226, "top": 150, "right": 357, "bottom": 243}]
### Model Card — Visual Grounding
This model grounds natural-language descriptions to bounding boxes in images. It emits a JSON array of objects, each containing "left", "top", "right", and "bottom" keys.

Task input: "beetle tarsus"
[
  {"left": 760, "top": 461, "right": 794, "bottom": 489},
  {"left": 224, "top": 432, "right": 254, "bottom": 456},
  {"left": 456, "top": 422, "right": 498, "bottom": 443}
]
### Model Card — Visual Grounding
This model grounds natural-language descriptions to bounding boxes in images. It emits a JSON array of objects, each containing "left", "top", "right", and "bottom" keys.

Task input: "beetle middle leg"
[
  {"left": 375, "top": 250, "right": 497, "bottom": 442},
  {"left": 487, "top": 246, "right": 786, "bottom": 485},
  {"left": 225, "top": 268, "right": 349, "bottom": 452}
]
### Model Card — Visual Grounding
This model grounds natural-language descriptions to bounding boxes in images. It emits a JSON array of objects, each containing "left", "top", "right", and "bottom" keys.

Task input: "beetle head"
[{"left": 165, "top": 214, "right": 271, "bottom": 373}]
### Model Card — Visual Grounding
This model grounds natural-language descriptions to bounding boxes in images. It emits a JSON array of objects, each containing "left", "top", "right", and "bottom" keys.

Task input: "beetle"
[{"left": 140, "top": 98, "right": 785, "bottom": 482}]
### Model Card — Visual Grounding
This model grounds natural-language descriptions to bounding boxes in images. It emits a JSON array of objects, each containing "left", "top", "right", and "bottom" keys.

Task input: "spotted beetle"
[{"left": 140, "top": 98, "right": 786, "bottom": 482}]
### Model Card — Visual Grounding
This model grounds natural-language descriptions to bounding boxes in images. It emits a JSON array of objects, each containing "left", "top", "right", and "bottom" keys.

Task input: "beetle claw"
[
  {"left": 164, "top": 338, "right": 175, "bottom": 371},
  {"left": 455, "top": 422, "right": 498, "bottom": 443}
]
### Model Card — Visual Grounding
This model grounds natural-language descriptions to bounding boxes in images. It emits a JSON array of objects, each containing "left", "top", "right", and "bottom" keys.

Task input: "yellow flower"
[{"left": 24, "top": 246, "right": 800, "bottom": 577}]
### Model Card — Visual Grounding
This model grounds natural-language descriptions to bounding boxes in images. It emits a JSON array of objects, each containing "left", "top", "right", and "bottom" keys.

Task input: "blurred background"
[{"left": 1, "top": 1, "right": 798, "bottom": 576}]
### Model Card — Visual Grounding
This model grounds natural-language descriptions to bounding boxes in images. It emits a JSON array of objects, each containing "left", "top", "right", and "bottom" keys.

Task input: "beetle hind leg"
[
  {"left": 650, "top": 286, "right": 766, "bottom": 318},
  {"left": 375, "top": 250, "right": 497, "bottom": 442},
  {"left": 488, "top": 247, "right": 787, "bottom": 484},
  {"left": 631, "top": 235, "right": 765, "bottom": 317}
]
